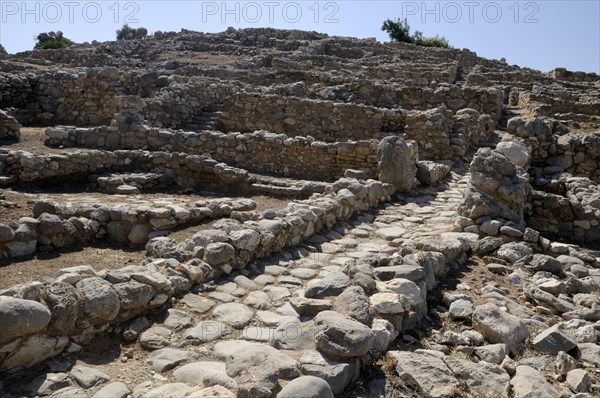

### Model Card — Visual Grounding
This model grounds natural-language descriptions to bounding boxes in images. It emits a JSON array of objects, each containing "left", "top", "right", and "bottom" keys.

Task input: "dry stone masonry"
[{"left": 0, "top": 27, "right": 599, "bottom": 398}]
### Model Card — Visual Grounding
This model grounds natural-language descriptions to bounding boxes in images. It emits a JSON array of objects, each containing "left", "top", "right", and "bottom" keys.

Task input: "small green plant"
[
  {"left": 34, "top": 31, "right": 73, "bottom": 50},
  {"left": 415, "top": 34, "right": 450, "bottom": 48},
  {"left": 116, "top": 24, "right": 148, "bottom": 40},
  {"left": 0, "top": 43, "right": 7, "bottom": 55},
  {"left": 381, "top": 18, "right": 451, "bottom": 48}
]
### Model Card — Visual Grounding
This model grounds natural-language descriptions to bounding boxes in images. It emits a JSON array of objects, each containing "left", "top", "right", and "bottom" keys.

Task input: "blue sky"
[{"left": 1, "top": 1, "right": 599, "bottom": 73}]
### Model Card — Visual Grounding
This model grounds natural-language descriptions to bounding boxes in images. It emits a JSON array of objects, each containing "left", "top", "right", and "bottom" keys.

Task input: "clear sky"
[{"left": 1, "top": 1, "right": 599, "bottom": 73}]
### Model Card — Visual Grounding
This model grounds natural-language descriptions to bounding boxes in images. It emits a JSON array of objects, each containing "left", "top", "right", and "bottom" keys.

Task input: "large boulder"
[
  {"left": 377, "top": 136, "right": 418, "bottom": 193},
  {"left": 459, "top": 147, "right": 530, "bottom": 225},
  {"left": 472, "top": 303, "right": 529, "bottom": 354},
  {"left": 0, "top": 297, "right": 51, "bottom": 342},
  {"left": 277, "top": 376, "right": 334, "bottom": 398},
  {"left": 313, "top": 310, "right": 374, "bottom": 358}
]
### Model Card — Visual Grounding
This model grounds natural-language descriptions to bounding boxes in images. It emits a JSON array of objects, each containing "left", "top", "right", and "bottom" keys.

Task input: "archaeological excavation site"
[{"left": 0, "top": 28, "right": 599, "bottom": 398}]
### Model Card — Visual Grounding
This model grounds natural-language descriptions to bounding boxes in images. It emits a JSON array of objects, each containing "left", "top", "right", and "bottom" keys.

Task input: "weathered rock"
[
  {"left": 114, "top": 281, "right": 156, "bottom": 311},
  {"left": 173, "top": 361, "right": 237, "bottom": 390},
  {"left": 305, "top": 272, "right": 351, "bottom": 298},
  {"left": 510, "top": 365, "right": 557, "bottom": 398},
  {"left": 289, "top": 297, "right": 332, "bottom": 317},
  {"left": 444, "top": 356, "right": 510, "bottom": 398},
  {"left": 416, "top": 160, "right": 451, "bottom": 186},
  {"left": 212, "top": 303, "right": 254, "bottom": 329},
  {"left": 1, "top": 334, "right": 69, "bottom": 373},
  {"left": 313, "top": 310, "right": 374, "bottom": 358},
  {"left": 142, "top": 383, "right": 200, "bottom": 398},
  {"left": 224, "top": 343, "right": 299, "bottom": 379},
  {"left": 184, "top": 321, "right": 230, "bottom": 343},
  {"left": 75, "top": 277, "right": 120, "bottom": 323},
  {"left": 93, "top": 382, "right": 131, "bottom": 398},
  {"left": 496, "top": 242, "right": 533, "bottom": 263},
  {"left": 449, "top": 299, "right": 474, "bottom": 320},
  {"left": 334, "top": 286, "right": 371, "bottom": 325},
  {"left": 566, "top": 369, "right": 591, "bottom": 393},
  {"left": 526, "top": 254, "right": 564, "bottom": 275},
  {"left": 472, "top": 303, "right": 529, "bottom": 354},
  {"left": 147, "top": 348, "right": 195, "bottom": 372},
  {"left": 555, "top": 350, "right": 578, "bottom": 375},
  {"left": 204, "top": 242, "right": 235, "bottom": 266},
  {"left": 70, "top": 365, "right": 109, "bottom": 388},
  {"left": 299, "top": 350, "right": 357, "bottom": 395},
  {"left": 388, "top": 350, "right": 459, "bottom": 398},
  {"left": 578, "top": 342, "right": 600, "bottom": 366},
  {"left": 532, "top": 324, "right": 577, "bottom": 355},
  {"left": 187, "top": 385, "right": 235, "bottom": 398},
  {"left": 474, "top": 343, "right": 509, "bottom": 364},
  {"left": 377, "top": 136, "right": 418, "bottom": 193},
  {"left": 0, "top": 297, "right": 51, "bottom": 342},
  {"left": 277, "top": 375, "right": 334, "bottom": 398},
  {"left": 42, "top": 282, "right": 81, "bottom": 334},
  {"left": 139, "top": 326, "right": 172, "bottom": 351},
  {"left": 163, "top": 309, "right": 193, "bottom": 330}
]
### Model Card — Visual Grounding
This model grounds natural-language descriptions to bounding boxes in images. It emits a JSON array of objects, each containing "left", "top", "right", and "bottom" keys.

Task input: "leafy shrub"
[
  {"left": 0, "top": 44, "right": 6, "bottom": 55},
  {"left": 415, "top": 35, "right": 450, "bottom": 48},
  {"left": 34, "top": 31, "right": 73, "bottom": 49},
  {"left": 116, "top": 24, "right": 148, "bottom": 40}
]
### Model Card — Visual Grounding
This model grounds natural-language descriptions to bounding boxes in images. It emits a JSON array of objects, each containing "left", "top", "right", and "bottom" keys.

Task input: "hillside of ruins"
[{"left": 0, "top": 27, "right": 599, "bottom": 397}]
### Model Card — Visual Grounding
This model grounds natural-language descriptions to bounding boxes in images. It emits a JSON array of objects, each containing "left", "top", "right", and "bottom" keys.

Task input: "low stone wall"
[
  {"left": 518, "top": 86, "right": 600, "bottom": 119},
  {"left": 0, "top": 198, "right": 257, "bottom": 259},
  {"left": 404, "top": 106, "right": 494, "bottom": 160},
  {"left": 46, "top": 127, "right": 380, "bottom": 180},
  {"left": 528, "top": 188, "right": 600, "bottom": 242},
  {"left": 508, "top": 117, "right": 600, "bottom": 182},
  {"left": 0, "top": 175, "right": 400, "bottom": 373},
  {"left": 0, "top": 148, "right": 253, "bottom": 189},
  {"left": 218, "top": 94, "right": 404, "bottom": 141},
  {"left": 505, "top": 117, "right": 600, "bottom": 243},
  {"left": 0, "top": 110, "right": 20, "bottom": 141},
  {"left": 551, "top": 67, "right": 600, "bottom": 83}
]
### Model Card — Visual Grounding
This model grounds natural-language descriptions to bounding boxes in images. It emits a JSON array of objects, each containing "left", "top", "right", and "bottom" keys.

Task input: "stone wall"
[
  {"left": 518, "top": 85, "right": 600, "bottom": 118},
  {"left": 218, "top": 94, "right": 404, "bottom": 141},
  {"left": 318, "top": 82, "right": 503, "bottom": 121},
  {"left": 528, "top": 187, "right": 600, "bottom": 242},
  {"left": 0, "top": 149, "right": 253, "bottom": 189},
  {"left": 0, "top": 176, "right": 400, "bottom": 373},
  {"left": 0, "top": 70, "right": 235, "bottom": 128},
  {"left": 403, "top": 107, "right": 493, "bottom": 160},
  {"left": 0, "top": 110, "right": 21, "bottom": 140},
  {"left": 45, "top": 126, "right": 380, "bottom": 180},
  {"left": 0, "top": 198, "right": 257, "bottom": 259},
  {"left": 508, "top": 117, "right": 600, "bottom": 182},
  {"left": 551, "top": 68, "right": 600, "bottom": 83},
  {"left": 505, "top": 117, "right": 600, "bottom": 243}
]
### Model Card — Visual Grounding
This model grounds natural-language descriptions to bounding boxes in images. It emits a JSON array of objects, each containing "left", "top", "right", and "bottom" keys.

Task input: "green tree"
[
  {"left": 34, "top": 31, "right": 73, "bottom": 49},
  {"left": 0, "top": 43, "right": 7, "bottom": 55},
  {"left": 381, "top": 19, "right": 451, "bottom": 48},
  {"left": 116, "top": 24, "right": 148, "bottom": 40},
  {"left": 381, "top": 18, "right": 413, "bottom": 44}
]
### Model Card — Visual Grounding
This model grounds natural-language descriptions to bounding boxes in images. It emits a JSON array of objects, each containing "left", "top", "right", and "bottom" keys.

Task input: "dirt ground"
[
  {"left": 0, "top": 243, "right": 146, "bottom": 289},
  {"left": 1, "top": 127, "right": 67, "bottom": 154}
]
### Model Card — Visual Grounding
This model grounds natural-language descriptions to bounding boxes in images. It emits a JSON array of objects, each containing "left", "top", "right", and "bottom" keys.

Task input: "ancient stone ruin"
[{"left": 0, "top": 28, "right": 599, "bottom": 397}]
